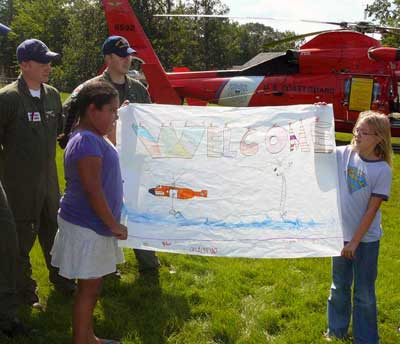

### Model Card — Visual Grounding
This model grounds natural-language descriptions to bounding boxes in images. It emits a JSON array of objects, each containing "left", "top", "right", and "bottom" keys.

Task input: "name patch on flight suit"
[
  {"left": 45, "top": 110, "right": 56, "bottom": 119},
  {"left": 27, "top": 112, "right": 41, "bottom": 122}
]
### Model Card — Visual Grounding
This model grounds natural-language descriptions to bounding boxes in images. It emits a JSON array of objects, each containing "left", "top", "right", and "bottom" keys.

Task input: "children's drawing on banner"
[{"left": 117, "top": 103, "right": 343, "bottom": 258}]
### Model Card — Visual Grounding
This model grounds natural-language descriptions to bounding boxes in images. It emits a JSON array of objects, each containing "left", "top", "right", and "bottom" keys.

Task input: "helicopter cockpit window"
[
  {"left": 372, "top": 82, "right": 380, "bottom": 102},
  {"left": 389, "top": 81, "right": 400, "bottom": 112},
  {"left": 397, "top": 82, "right": 400, "bottom": 99},
  {"left": 344, "top": 79, "right": 351, "bottom": 102}
]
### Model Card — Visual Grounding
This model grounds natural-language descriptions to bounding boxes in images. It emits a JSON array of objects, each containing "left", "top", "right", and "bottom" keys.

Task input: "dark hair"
[{"left": 58, "top": 80, "right": 118, "bottom": 148}]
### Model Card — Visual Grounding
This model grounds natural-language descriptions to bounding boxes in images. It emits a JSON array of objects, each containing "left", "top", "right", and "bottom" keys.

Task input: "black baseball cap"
[
  {"left": 16, "top": 39, "right": 60, "bottom": 64},
  {"left": 0, "top": 23, "right": 10, "bottom": 35},
  {"left": 102, "top": 35, "right": 136, "bottom": 57}
]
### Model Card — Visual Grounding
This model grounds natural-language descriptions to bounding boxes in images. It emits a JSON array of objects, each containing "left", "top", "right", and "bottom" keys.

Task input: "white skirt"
[{"left": 51, "top": 215, "right": 124, "bottom": 279}]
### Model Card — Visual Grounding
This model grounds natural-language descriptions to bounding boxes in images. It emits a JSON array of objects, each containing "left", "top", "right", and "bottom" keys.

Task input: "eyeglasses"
[{"left": 354, "top": 128, "right": 376, "bottom": 137}]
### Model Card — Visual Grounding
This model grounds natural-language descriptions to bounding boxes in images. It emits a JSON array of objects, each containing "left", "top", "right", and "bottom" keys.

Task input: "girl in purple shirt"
[{"left": 51, "top": 80, "right": 127, "bottom": 344}]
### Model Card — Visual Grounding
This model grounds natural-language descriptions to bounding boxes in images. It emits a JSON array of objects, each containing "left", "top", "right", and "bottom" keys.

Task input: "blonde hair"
[{"left": 351, "top": 111, "right": 393, "bottom": 167}]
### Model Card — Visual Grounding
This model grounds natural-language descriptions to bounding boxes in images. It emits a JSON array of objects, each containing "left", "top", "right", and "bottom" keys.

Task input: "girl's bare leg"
[{"left": 72, "top": 278, "right": 103, "bottom": 344}]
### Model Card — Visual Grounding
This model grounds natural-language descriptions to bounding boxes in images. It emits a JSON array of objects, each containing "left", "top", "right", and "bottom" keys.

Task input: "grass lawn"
[{"left": 2, "top": 133, "right": 400, "bottom": 344}]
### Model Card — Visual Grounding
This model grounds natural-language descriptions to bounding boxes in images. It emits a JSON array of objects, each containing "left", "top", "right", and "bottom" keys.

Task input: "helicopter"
[{"left": 102, "top": 0, "right": 400, "bottom": 136}]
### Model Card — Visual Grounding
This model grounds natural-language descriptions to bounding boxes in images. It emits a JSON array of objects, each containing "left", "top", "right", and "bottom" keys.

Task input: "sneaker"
[
  {"left": 31, "top": 302, "right": 44, "bottom": 311},
  {"left": 113, "top": 269, "right": 122, "bottom": 279}
]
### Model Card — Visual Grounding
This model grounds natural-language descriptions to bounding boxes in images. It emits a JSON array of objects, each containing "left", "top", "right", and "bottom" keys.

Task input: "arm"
[
  {"left": 341, "top": 196, "right": 383, "bottom": 259},
  {"left": 58, "top": 82, "right": 85, "bottom": 149},
  {"left": 0, "top": 91, "right": 13, "bottom": 146},
  {"left": 54, "top": 89, "right": 64, "bottom": 136},
  {"left": 77, "top": 156, "right": 127, "bottom": 240},
  {"left": 141, "top": 83, "right": 151, "bottom": 104},
  {"left": 58, "top": 94, "right": 77, "bottom": 149}
]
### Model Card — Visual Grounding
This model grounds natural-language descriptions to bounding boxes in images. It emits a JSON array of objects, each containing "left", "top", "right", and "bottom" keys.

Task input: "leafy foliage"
[
  {"left": 367, "top": 0, "right": 400, "bottom": 46},
  {"left": 55, "top": 0, "right": 108, "bottom": 91}
]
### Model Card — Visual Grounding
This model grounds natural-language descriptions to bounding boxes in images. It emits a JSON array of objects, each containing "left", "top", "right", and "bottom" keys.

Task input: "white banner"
[{"left": 117, "top": 103, "right": 343, "bottom": 258}]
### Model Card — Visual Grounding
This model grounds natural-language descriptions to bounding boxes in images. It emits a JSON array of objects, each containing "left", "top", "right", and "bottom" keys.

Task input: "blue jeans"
[{"left": 327, "top": 241, "right": 380, "bottom": 344}]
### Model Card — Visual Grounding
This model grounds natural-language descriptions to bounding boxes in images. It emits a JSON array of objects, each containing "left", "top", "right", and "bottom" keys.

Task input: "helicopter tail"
[
  {"left": 102, "top": 0, "right": 182, "bottom": 104},
  {"left": 199, "top": 190, "right": 208, "bottom": 198}
]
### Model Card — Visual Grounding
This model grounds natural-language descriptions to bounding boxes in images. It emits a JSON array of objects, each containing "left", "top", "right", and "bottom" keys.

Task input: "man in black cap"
[
  {"left": 61, "top": 35, "right": 160, "bottom": 277},
  {"left": 0, "top": 39, "right": 76, "bottom": 310}
]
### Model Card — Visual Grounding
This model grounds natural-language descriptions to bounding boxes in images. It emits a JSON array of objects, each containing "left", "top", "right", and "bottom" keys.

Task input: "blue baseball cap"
[
  {"left": 0, "top": 23, "right": 10, "bottom": 35},
  {"left": 16, "top": 39, "right": 60, "bottom": 64},
  {"left": 102, "top": 36, "right": 136, "bottom": 57}
]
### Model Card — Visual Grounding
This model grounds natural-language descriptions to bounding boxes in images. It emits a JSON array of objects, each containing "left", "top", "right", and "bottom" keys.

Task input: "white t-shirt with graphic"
[{"left": 337, "top": 145, "right": 392, "bottom": 242}]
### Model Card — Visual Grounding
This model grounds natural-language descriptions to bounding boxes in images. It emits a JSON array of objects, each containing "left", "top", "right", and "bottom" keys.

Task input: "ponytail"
[
  {"left": 57, "top": 95, "right": 80, "bottom": 149},
  {"left": 57, "top": 80, "right": 118, "bottom": 149}
]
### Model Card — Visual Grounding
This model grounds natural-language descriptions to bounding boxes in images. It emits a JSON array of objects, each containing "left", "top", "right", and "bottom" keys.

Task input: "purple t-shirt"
[{"left": 59, "top": 130, "right": 123, "bottom": 236}]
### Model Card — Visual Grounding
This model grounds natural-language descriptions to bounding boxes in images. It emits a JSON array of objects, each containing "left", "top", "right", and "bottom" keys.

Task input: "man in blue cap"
[
  {"left": 0, "top": 30, "right": 37, "bottom": 338},
  {"left": 61, "top": 36, "right": 160, "bottom": 278},
  {"left": 0, "top": 39, "right": 76, "bottom": 313}
]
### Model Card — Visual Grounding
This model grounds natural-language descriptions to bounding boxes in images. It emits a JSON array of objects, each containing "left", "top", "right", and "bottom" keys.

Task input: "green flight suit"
[
  {"left": 63, "top": 70, "right": 160, "bottom": 272},
  {"left": 0, "top": 76, "right": 73, "bottom": 303},
  {"left": 0, "top": 180, "right": 18, "bottom": 331}
]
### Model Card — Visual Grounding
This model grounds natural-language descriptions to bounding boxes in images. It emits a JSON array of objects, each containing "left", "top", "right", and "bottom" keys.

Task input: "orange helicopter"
[
  {"left": 149, "top": 185, "right": 208, "bottom": 199},
  {"left": 102, "top": 0, "right": 400, "bottom": 137}
]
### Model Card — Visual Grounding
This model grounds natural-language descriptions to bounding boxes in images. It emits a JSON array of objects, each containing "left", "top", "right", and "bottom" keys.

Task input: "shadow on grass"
[
  {"left": 100, "top": 272, "right": 191, "bottom": 344},
  {"left": 2, "top": 264, "right": 190, "bottom": 344},
  {"left": 0, "top": 289, "right": 74, "bottom": 344},
  {"left": 35, "top": 289, "right": 73, "bottom": 342}
]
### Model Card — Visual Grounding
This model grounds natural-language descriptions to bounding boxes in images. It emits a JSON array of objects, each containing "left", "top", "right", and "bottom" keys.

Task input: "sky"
[{"left": 222, "top": 0, "right": 376, "bottom": 35}]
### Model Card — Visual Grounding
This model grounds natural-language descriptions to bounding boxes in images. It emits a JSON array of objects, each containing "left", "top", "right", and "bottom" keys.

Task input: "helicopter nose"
[{"left": 148, "top": 188, "right": 156, "bottom": 195}]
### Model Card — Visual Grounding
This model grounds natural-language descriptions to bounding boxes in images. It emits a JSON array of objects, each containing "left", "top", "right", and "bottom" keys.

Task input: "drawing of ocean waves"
[{"left": 122, "top": 207, "right": 325, "bottom": 230}]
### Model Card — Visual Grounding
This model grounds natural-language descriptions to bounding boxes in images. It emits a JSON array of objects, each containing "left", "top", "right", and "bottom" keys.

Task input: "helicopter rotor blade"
[
  {"left": 155, "top": 14, "right": 351, "bottom": 27},
  {"left": 374, "top": 25, "right": 400, "bottom": 33},
  {"left": 263, "top": 30, "right": 332, "bottom": 49},
  {"left": 155, "top": 14, "right": 282, "bottom": 21},
  {"left": 155, "top": 14, "right": 400, "bottom": 35},
  {"left": 300, "top": 19, "right": 349, "bottom": 27}
]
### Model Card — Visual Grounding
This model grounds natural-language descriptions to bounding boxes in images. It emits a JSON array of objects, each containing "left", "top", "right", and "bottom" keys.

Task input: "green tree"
[
  {"left": 367, "top": 0, "right": 400, "bottom": 46},
  {"left": 10, "top": 0, "right": 69, "bottom": 59},
  {"left": 236, "top": 23, "right": 298, "bottom": 65},
  {"left": 57, "top": 0, "right": 107, "bottom": 91},
  {"left": 0, "top": 0, "right": 14, "bottom": 77},
  {"left": 0, "top": 0, "right": 70, "bottom": 82}
]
